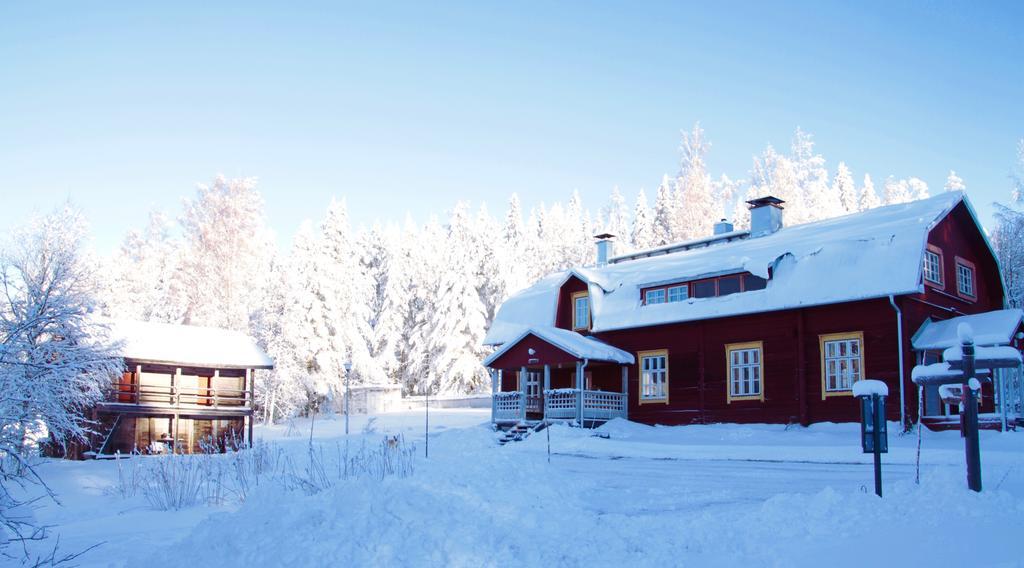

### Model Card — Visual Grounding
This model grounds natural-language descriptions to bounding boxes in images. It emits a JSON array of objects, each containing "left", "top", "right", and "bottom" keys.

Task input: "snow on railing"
[
  {"left": 544, "top": 389, "right": 577, "bottom": 420},
  {"left": 493, "top": 391, "right": 524, "bottom": 422},
  {"left": 581, "top": 390, "right": 626, "bottom": 421}
]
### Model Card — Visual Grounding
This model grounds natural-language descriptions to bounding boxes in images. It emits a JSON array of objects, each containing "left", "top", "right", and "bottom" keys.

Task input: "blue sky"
[{"left": 1, "top": 1, "right": 1022, "bottom": 253}]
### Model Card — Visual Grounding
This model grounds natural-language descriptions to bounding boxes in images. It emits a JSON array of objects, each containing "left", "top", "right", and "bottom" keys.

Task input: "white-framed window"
[
  {"left": 572, "top": 291, "right": 589, "bottom": 330},
  {"left": 638, "top": 350, "right": 668, "bottom": 402},
  {"left": 956, "top": 259, "right": 975, "bottom": 298},
  {"left": 726, "top": 342, "right": 763, "bottom": 402},
  {"left": 820, "top": 332, "right": 864, "bottom": 397},
  {"left": 645, "top": 289, "right": 666, "bottom": 305},
  {"left": 923, "top": 248, "right": 943, "bottom": 285},
  {"left": 667, "top": 285, "right": 688, "bottom": 302}
]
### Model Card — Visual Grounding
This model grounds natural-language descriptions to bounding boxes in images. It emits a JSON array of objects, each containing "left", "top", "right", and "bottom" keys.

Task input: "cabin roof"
[
  {"left": 911, "top": 309, "right": 1024, "bottom": 351},
  {"left": 482, "top": 326, "right": 635, "bottom": 367},
  {"left": 109, "top": 319, "right": 274, "bottom": 370},
  {"left": 486, "top": 191, "right": 977, "bottom": 346}
]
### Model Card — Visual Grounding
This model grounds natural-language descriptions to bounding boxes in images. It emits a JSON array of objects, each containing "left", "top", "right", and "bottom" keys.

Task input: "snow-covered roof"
[
  {"left": 109, "top": 319, "right": 274, "bottom": 369},
  {"left": 486, "top": 192, "right": 976, "bottom": 346},
  {"left": 482, "top": 326, "right": 635, "bottom": 366},
  {"left": 911, "top": 309, "right": 1023, "bottom": 350}
]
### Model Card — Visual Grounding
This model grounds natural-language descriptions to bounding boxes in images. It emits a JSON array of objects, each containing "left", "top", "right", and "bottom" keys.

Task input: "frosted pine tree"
[
  {"left": 859, "top": 174, "right": 882, "bottom": 211},
  {"left": 423, "top": 204, "right": 488, "bottom": 394},
  {"left": 945, "top": 170, "right": 966, "bottom": 192},
  {"left": 400, "top": 216, "right": 444, "bottom": 394},
  {"left": 103, "top": 211, "right": 187, "bottom": 323},
  {"left": 360, "top": 223, "right": 405, "bottom": 384},
  {"left": 652, "top": 175, "right": 675, "bottom": 246},
  {"left": 600, "top": 186, "right": 632, "bottom": 251},
  {"left": 673, "top": 124, "right": 719, "bottom": 240},
  {"left": 631, "top": 189, "right": 655, "bottom": 249},
  {"left": 318, "top": 199, "right": 375, "bottom": 392},
  {"left": 833, "top": 162, "right": 858, "bottom": 214}
]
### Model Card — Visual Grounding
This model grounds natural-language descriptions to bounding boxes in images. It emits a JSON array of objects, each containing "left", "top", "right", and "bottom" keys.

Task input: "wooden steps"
[{"left": 497, "top": 421, "right": 546, "bottom": 445}]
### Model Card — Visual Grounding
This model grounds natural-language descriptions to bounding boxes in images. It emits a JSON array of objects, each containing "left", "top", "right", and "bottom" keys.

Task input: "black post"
[
  {"left": 872, "top": 394, "right": 882, "bottom": 497},
  {"left": 961, "top": 340, "right": 982, "bottom": 492}
]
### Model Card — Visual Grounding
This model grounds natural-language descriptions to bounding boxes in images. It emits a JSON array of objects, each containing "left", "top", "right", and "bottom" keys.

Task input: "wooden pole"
[
  {"left": 520, "top": 366, "right": 528, "bottom": 423},
  {"left": 961, "top": 340, "right": 982, "bottom": 492},
  {"left": 246, "top": 369, "right": 254, "bottom": 449},
  {"left": 621, "top": 365, "right": 629, "bottom": 420}
]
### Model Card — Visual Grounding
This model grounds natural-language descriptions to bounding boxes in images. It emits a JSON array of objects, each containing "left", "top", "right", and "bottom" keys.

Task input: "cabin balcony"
[{"left": 97, "top": 380, "right": 254, "bottom": 418}]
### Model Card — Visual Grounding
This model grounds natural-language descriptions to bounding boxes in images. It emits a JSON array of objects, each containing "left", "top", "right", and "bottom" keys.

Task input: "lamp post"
[{"left": 343, "top": 361, "right": 352, "bottom": 436}]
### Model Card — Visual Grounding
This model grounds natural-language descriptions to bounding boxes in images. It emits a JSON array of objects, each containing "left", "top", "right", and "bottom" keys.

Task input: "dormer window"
[
  {"left": 572, "top": 291, "right": 590, "bottom": 331},
  {"left": 923, "top": 245, "right": 944, "bottom": 288},
  {"left": 642, "top": 273, "right": 767, "bottom": 305}
]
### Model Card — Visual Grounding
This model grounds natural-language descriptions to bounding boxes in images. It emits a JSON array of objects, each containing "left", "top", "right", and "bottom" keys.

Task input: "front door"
[{"left": 525, "top": 370, "right": 542, "bottom": 413}]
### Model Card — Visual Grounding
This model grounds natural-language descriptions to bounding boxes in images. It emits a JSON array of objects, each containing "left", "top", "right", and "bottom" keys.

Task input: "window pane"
[
  {"left": 718, "top": 275, "right": 741, "bottom": 296},
  {"left": 645, "top": 289, "right": 666, "bottom": 304},
  {"left": 693, "top": 280, "right": 716, "bottom": 298},
  {"left": 667, "top": 285, "right": 688, "bottom": 302}
]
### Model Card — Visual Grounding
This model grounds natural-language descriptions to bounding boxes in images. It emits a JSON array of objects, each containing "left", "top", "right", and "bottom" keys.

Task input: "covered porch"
[{"left": 483, "top": 327, "right": 634, "bottom": 427}]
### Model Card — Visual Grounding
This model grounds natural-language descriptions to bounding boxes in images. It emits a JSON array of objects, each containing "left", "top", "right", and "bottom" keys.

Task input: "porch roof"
[
  {"left": 911, "top": 309, "right": 1024, "bottom": 351},
  {"left": 483, "top": 326, "right": 635, "bottom": 367}
]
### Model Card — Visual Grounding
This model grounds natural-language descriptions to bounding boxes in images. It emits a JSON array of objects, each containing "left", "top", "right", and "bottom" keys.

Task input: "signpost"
[
  {"left": 911, "top": 323, "right": 1023, "bottom": 492},
  {"left": 854, "top": 380, "right": 889, "bottom": 497}
]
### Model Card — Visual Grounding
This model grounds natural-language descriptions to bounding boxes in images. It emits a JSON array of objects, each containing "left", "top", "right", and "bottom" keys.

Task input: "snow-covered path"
[{"left": 20, "top": 410, "right": 1024, "bottom": 567}]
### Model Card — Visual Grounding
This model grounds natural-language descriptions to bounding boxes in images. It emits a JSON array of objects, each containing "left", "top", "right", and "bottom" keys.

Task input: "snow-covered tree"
[
  {"left": 631, "top": 189, "right": 655, "bottom": 250},
  {"left": 600, "top": 186, "right": 632, "bottom": 251},
  {"left": 103, "top": 211, "right": 186, "bottom": 323},
  {"left": 0, "top": 207, "right": 123, "bottom": 454},
  {"left": 994, "top": 139, "right": 1024, "bottom": 309},
  {"left": 883, "top": 176, "right": 913, "bottom": 205},
  {"left": 178, "top": 176, "right": 273, "bottom": 330},
  {"left": 833, "top": 162, "right": 858, "bottom": 214},
  {"left": 859, "top": 174, "right": 882, "bottom": 211},
  {"left": 944, "top": 170, "right": 966, "bottom": 192},
  {"left": 908, "top": 177, "right": 930, "bottom": 201},
  {"left": 652, "top": 175, "right": 675, "bottom": 246},
  {"left": 673, "top": 124, "right": 720, "bottom": 240}
]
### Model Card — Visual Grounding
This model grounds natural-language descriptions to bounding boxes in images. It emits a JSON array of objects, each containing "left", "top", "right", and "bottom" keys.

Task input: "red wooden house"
[{"left": 484, "top": 191, "right": 1024, "bottom": 430}]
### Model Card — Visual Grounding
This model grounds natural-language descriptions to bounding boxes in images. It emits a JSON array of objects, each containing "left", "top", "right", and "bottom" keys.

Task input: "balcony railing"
[
  {"left": 493, "top": 391, "right": 524, "bottom": 422},
  {"left": 105, "top": 381, "right": 251, "bottom": 409}
]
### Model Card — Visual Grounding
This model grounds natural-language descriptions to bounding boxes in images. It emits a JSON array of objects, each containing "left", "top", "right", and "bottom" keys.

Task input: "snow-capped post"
[
  {"left": 912, "top": 323, "right": 1021, "bottom": 492},
  {"left": 343, "top": 361, "right": 352, "bottom": 436},
  {"left": 853, "top": 379, "right": 889, "bottom": 497},
  {"left": 958, "top": 324, "right": 982, "bottom": 492}
]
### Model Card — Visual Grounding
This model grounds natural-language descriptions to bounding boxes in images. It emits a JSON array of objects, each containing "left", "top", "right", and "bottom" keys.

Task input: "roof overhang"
[{"left": 483, "top": 327, "right": 635, "bottom": 367}]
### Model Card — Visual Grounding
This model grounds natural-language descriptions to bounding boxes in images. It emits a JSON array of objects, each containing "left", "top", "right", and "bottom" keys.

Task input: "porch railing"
[
  {"left": 581, "top": 390, "right": 627, "bottom": 421},
  {"left": 493, "top": 391, "right": 524, "bottom": 422},
  {"left": 493, "top": 389, "right": 627, "bottom": 424}
]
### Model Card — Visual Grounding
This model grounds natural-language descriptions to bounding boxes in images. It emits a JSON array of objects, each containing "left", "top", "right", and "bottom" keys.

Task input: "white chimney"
[
  {"left": 713, "top": 219, "right": 734, "bottom": 235},
  {"left": 594, "top": 233, "right": 615, "bottom": 265},
  {"left": 747, "top": 196, "right": 785, "bottom": 237}
]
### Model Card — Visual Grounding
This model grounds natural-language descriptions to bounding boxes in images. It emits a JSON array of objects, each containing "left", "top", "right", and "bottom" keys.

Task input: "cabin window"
[
  {"left": 667, "top": 284, "right": 689, "bottom": 302},
  {"left": 522, "top": 370, "right": 541, "bottom": 398},
  {"left": 572, "top": 291, "right": 590, "bottom": 330},
  {"left": 726, "top": 341, "right": 764, "bottom": 402},
  {"left": 820, "top": 332, "right": 864, "bottom": 398},
  {"left": 955, "top": 257, "right": 976, "bottom": 299},
  {"left": 638, "top": 349, "right": 669, "bottom": 403},
  {"left": 718, "top": 275, "right": 741, "bottom": 296},
  {"left": 693, "top": 279, "right": 717, "bottom": 298},
  {"left": 644, "top": 289, "right": 667, "bottom": 305},
  {"left": 923, "top": 246, "right": 944, "bottom": 287}
]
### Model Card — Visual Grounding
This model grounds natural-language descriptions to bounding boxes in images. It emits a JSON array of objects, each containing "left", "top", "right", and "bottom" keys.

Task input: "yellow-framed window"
[
  {"left": 726, "top": 341, "right": 764, "bottom": 403},
  {"left": 819, "top": 331, "right": 865, "bottom": 399},
  {"left": 637, "top": 349, "right": 669, "bottom": 403},
  {"left": 571, "top": 291, "right": 590, "bottom": 331}
]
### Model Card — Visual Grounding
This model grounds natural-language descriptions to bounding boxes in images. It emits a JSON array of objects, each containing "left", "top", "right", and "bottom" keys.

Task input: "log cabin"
[
  {"left": 87, "top": 320, "right": 273, "bottom": 457},
  {"left": 484, "top": 191, "right": 1024, "bottom": 431}
]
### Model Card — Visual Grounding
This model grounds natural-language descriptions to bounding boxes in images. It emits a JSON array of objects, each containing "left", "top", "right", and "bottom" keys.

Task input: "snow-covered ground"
[{"left": 19, "top": 410, "right": 1024, "bottom": 567}]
